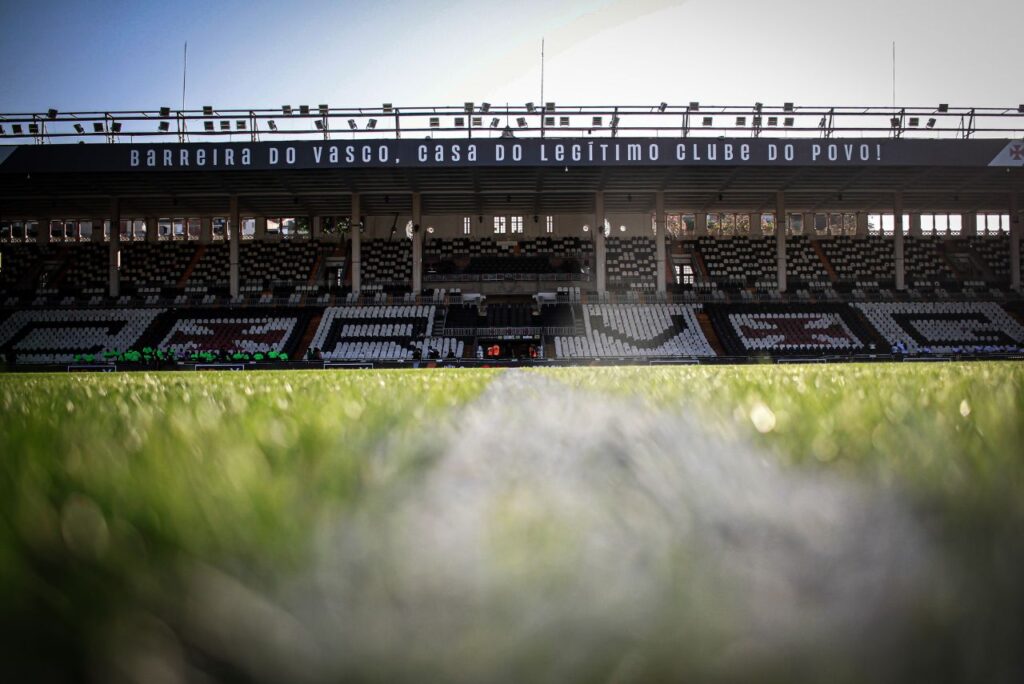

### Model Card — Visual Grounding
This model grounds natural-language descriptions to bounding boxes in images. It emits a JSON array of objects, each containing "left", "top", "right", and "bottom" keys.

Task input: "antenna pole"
[
  {"left": 891, "top": 41, "right": 896, "bottom": 110},
  {"left": 182, "top": 42, "right": 188, "bottom": 112}
]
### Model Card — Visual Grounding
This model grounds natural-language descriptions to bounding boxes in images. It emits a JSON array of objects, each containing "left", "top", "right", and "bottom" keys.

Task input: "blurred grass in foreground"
[{"left": 0, "top": 363, "right": 1022, "bottom": 682}]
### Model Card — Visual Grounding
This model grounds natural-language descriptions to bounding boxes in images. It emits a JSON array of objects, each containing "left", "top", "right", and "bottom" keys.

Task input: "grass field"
[{"left": 1, "top": 363, "right": 1022, "bottom": 683}]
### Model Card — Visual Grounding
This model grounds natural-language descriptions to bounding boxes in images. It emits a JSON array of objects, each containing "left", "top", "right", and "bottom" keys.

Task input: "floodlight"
[
  {"left": 735, "top": 116, "right": 746, "bottom": 126},
  {"left": 702, "top": 117, "right": 713, "bottom": 126},
  {"left": 159, "top": 107, "right": 171, "bottom": 117},
  {"left": 74, "top": 123, "right": 85, "bottom": 134},
  {"left": 464, "top": 102, "right": 474, "bottom": 113},
  {"left": 544, "top": 116, "right": 554, "bottom": 126},
  {"left": 525, "top": 102, "right": 535, "bottom": 112},
  {"left": 658, "top": 102, "right": 667, "bottom": 112},
  {"left": 268, "top": 120, "right": 278, "bottom": 131},
  {"left": 203, "top": 105, "right": 213, "bottom": 115},
  {"left": 111, "top": 122, "right": 121, "bottom": 133},
  {"left": 348, "top": 119, "right": 357, "bottom": 129},
  {"left": 47, "top": 108, "right": 58, "bottom": 119},
  {"left": 611, "top": 115, "right": 620, "bottom": 127},
  {"left": 204, "top": 121, "right": 214, "bottom": 131},
  {"left": 158, "top": 121, "right": 169, "bottom": 132},
  {"left": 784, "top": 117, "right": 794, "bottom": 127},
  {"left": 783, "top": 102, "right": 794, "bottom": 111},
  {"left": 592, "top": 116, "right": 603, "bottom": 126},
  {"left": 471, "top": 117, "right": 482, "bottom": 126},
  {"left": 455, "top": 117, "right": 465, "bottom": 127},
  {"left": 299, "top": 105, "right": 310, "bottom": 115},
  {"left": 282, "top": 105, "right": 292, "bottom": 115},
  {"left": 517, "top": 117, "right": 527, "bottom": 127},
  {"left": 366, "top": 119, "right": 377, "bottom": 129},
  {"left": 938, "top": 103, "right": 948, "bottom": 112},
  {"left": 93, "top": 122, "right": 104, "bottom": 133},
  {"left": 560, "top": 116, "right": 569, "bottom": 126},
  {"left": 314, "top": 120, "right": 324, "bottom": 130},
  {"left": 689, "top": 101, "right": 699, "bottom": 111},
  {"left": 319, "top": 104, "right": 328, "bottom": 115},
  {"left": 908, "top": 117, "right": 919, "bottom": 127},
  {"left": 12, "top": 124, "right": 23, "bottom": 134},
  {"left": 382, "top": 103, "right": 393, "bottom": 112},
  {"left": 0, "top": 125, "right": 5, "bottom": 135},
  {"left": 490, "top": 118, "right": 500, "bottom": 128},
  {"left": 480, "top": 102, "right": 490, "bottom": 113},
  {"left": 754, "top": 102, "right": 763, "bottom": 111},
  {"left": 767, "top": 116, "right": 778, "bottom": 126},
  {"left": 926, "top": 118, "right": 936, "bottom": 128},
  {"left": 1018, "top": 104, "right": 1024, "bottom": 113},
  {"left": 429, "top": 117, "right": 440, "bottom": 127},
  {"left": 890, "top": 117, "right": 900, "bottom": 128},
  {"left": 220, "top": 121, "right": 230, "bottom": 131},
  {"left": 236, "top": 120, "right": 246, "bottom": 130}
]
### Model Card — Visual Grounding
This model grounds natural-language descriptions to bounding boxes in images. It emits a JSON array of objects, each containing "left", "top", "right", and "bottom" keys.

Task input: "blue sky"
[{"left": 1, "top": 0, "right": 1020, "bottom": 113}]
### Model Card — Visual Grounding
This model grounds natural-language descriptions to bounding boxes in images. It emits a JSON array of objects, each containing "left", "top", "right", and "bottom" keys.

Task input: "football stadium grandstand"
[{"left": 0, "top": 102, "right": 1022, "bottom": 368}]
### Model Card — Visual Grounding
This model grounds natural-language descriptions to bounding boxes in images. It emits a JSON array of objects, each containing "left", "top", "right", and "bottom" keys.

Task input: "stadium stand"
[
  {"left": 0, "top": 308, "right": 163, "bottom": 364},
  {"left": 696, "top": 236, "right": 776, "bottom": 286},
  {"left": 239, "top": 241, "right": 321, "bottom": 287},
  {"left": 553, "top": 304, "right": 715, "bottom": 358},
  {"left": 968, "top": 235, "right": 1011, "bottom": 283},
  {"left": 706, "top": 303, "right": 879, "bottom": 356},
  {"left": 606, "top": 236, "right": 657, "bottom": 291},
  {"left": 853, "top": 301, "right": 1024, "bottom": 353},
  {"left": 120, "top": 243, "right": 196, "bottom": 290},
  {"left": 818, "top": 237, "right": 894, "bottom": 283},
  {"left": 362, "top": 240, "right": 412, "bottom": 288},
  {"left": 309, "top": 305, "right": 462, "bottom": 360}
]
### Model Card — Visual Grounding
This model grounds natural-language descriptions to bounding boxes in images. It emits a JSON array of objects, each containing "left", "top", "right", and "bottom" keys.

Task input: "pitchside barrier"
[
  {"left": 195, "top": 363, "right": 246, "bottom": 371},
  {"left": 66, "top": 364, "right": 116, "bottom": 372}
]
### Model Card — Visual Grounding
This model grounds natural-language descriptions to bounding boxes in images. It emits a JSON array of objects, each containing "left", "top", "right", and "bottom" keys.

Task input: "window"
[
  {"left": 493, "top": 216, "right": 507, "bottom": 234},
  {"left": 545, "top": 215, "right": 554, "bottom": 233},
  {"left": 761, "top": 214, "right": 776, "bottom": 235},
  {"left": 213, "top": 217, "right": 227, "bottom": 239},
  {"left": 463, "top": 216, "right": 472, "bottom": 235},
  {"left": 511, "top": 215, "right": 523, "bottom": 234},
  {"left": 674, "top": 263, "right": 694, "bottom": 285},
  {"left": 978, "top": 214, "right": 1009, "bottom": 235}
]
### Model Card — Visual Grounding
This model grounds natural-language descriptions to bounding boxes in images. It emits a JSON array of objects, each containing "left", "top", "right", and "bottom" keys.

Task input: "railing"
[
  {"left": 425, "top": 272, "right": 589, "bottom": 283},
  {"left": 2, "top": 103, "right": 1022, "bottom": 144}
]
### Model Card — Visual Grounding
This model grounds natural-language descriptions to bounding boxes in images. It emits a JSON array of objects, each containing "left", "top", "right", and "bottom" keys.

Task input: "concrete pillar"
[
  {"left": 909, "top": 213, "right": 922, "bottom": 238},
  {"left": 412, "top": 192, "right": 423, "bottom": 293},
  {"left": 145, "top": 217, "right": 158, "bottom": 243},
  {"left": 351, "top": 194, "right": 361, "bottom": 294},
  {"left": 694, "top": 212, "right": 708, "bottom": 237},
  {"left": 1011, "top": 193, "right": 1021, "bottom": 292},
  {"left": 961, "top": 212, "right": 977, "bottom": 237},
  {"left": 595, "top": 191, "right": 607, "bottom": 294},
  {"left": 199, "top": 217, "right": 212, "bottom": 244},
  {"left": 894, "top": 192, "right": 905, "bottom": 291},
  {"left": 775, "top": 192, "right": 787, "bottom": 293},
  {"left": 254, "top": 217, "right": 267, "bottom": 241},
  {"left": 109, "top": 198, "right": 120, "bottom": 298},
  {"left": 37, "top": 218, "right": 50, "bottom": 246},
  {"left": 655, "top": 191, "right": 667, "bottom": 293},
  {"left": 748, "top": 212, "right": 763, "bottom": 238},
  {"left": 229, "top": 196, "right": 240, "bottom": 298},
  {"left": 804, "top": 212, "right": 816, "bottom": 238},
  {"left": 856, "top": 212, "right": 869, "bottom": 237},
  {"left": 311, "top": 215, "right": 322, "bottom": 240},
  {"left": 90, "top": 219, "right": 104, "bottom": 243}
]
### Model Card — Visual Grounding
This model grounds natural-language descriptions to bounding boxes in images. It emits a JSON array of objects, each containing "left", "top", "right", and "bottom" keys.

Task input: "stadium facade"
[{"left": 0, "top": 103, "right": 1022, "bottom": 366}]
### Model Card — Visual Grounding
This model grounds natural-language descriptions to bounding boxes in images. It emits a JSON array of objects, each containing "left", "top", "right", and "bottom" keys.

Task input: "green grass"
[{"left": 1, "top": 364, "right": 1022, "bottom": 682}]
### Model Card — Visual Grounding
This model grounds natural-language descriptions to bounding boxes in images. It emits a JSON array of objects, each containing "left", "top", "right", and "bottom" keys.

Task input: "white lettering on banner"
[
  {"left": 130, "top": 150, "right": 139, "bottom": 167},
  {"left": 313, "top": 146, "right": 323, "bottom": 163},
  {"left": 225, "top": 149, "right": 234, "bottom": 166},
  {"left": 196, "top": 149, "right": 206, "bottom": 166},
  {"left": 346, "top": 146, "right": 355, "bottom": 163},
  {"left": 269, "top": 148, "right": 278, "bottom": 165},
  {"left": 495, "top": 144, "right": 505, "bottom": 161}
]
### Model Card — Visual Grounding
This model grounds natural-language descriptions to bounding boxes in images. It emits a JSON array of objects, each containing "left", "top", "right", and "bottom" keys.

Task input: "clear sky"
[{"left": 0, "top": 0, "right": 1020, "bottom": 113}]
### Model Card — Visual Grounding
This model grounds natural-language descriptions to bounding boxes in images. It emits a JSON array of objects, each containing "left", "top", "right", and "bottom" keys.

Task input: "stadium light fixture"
[
  {"left": 159, "top": 107, "right": 170, "bottom": 117},
  {"left": 926, "top": 118, "right": 936, "bottom": 128},
  {"left": 471, "top": 117, "right": 482, "bottom": 126},
  {"left": 611, "top": 115, "right": 620, "bottom": 128},
  {"left": 220, "top": 121, "right": 230, "bottom": 131},
  {"left": 545, "top": 102, "right": 555, "bottom": 111},
  {"left": 12, "top": 124, "right": 22, "bottom": 134},
  {"left": 348, "top": 119, "right": 358, "bottom": 130},
  {"left": 702, "top": 117, "right": 713, "bottom": 126},
  {"left": 767, "top": 116, "right": 778, "bottom": 126},
  {"left": 735, "top": 116, "right": 746, "bottom": 126},
  {"left": 490, "top": 118, "right": 500, "bottom": 128},
  {"left": 366, "top": 118, "right": 377, "bottom": 129},
  {"left": 783, "top": 117, "right": 794, "bottom": 127},
  {"left": 1018, "top": 104, "right": 1024, "bottom": 113},
  {"left": 158, "top": 121, "right": 169, "bottom": 132},
  {"left": 267, "top": 120, "right": 278, "bottom": 131},
  {"left": 754, "top": 102, "right": 763, "bottom": 112},
  {"left": 455, "top": 117, "right": 465, "bottom": 127},
  {"left": 74, "top": 123, "right": 85, "bottom": 134},
  {"left": 464, "top": 102, "right": 474, "bottom": 113},
  {"left": 480, "top": 102, "right": 490, "bottom": 113},
  {"left": 299, "top": 105, "right": 310, "bottom": 115},
  {"left": 429, "top": 117, "right": 440, "bottom": 128},
  {"left": 319, "top": 104, "right": 329, "bottom": 115},
  {"left": 0, "top": 125, "right": 5, "bottom": 135},
  {"left": 658, "top": 102, "right": 667, "bottom": 112},
  {"left": 938, "top": 103, "right": 949, "bottom": 112},
  {"left": 908, "top": 117, "right": 919, "bottom": 127},
  {"left": 282, "top": 105, "right": 292, "bottom": 115},
  {"left": 689, "top": 101, "right": 700, "bottom": 111},
  {"left": 382, "top": 103, "right": 393, "bottom": 112},
  {"left": 517, "top": 117, "right": 528, "bottom": 128},
  {"left": 890, "top": 117, "right": 900, "bottom": 128},
  {"left": 93, "top": 122, "right": 104, "bottom": 133},
  {"left": 544, "top": 116, "right": 554, "bottom": 127},
  {"left": 203, "top": 105, "right": 213, "bottom": 115},
  {"left": 783, "top": 102, "right": 794, "bottom": 111},
  {"left": 47, "top": 108, "right": 58, "bottom": 119},
  {"left": 204, "top": 121, "right": 214, "bottom": 131},
  {"left": 525, "top": 102, "right": 535, "bottom": 113},
  {"left": 592, "top": 116, "right": 603, "bottom": 127},
  {"left": 560, "top": 116, "right": 570, "bottom": 126},
  {"left": 111, "top": 122, "right": 121, "bottom": 133},
  {"left": 235, "top": 120, "right": 245, "bottom": 130},
  {"left": 314, "top": 120, "right": 324, "bottom": 130}
]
